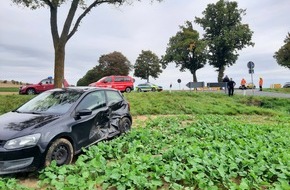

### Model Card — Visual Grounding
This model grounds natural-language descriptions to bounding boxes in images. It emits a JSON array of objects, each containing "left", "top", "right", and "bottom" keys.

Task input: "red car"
[
  {"left": 89, "top": 76, "right": 134, "bottom": 93},
  {"left": 19, "top": 77, "right": 69, "bottom": 95}
]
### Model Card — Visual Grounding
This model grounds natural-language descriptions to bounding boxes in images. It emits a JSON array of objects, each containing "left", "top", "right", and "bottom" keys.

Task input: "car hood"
[
  {"left": 20, "top": 83, "right": 38, "bottom": 88},
  {"left": 0, "top": 112, "right": 60, "bottom": 140}
]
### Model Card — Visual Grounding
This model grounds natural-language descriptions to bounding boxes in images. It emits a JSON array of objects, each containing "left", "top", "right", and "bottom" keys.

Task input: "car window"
[
  {"left": 124, "top": 77, "right": 131, "bottom": 82},
  {"left": 104, "top": 77, "right": 112, "bottom": 83},
  {"left": 106, "top": 90, "right": 123, "bottom": 105},
  {"left": 41, "top": 78, "right": 54, "bottom": 85},
  {"left": 114, "top": 77, "right": 124, "bottom": 82},
  {"left": 17, "top": 90, "right": 82, "bottom": 114},
  {"left": 76, "top": 91, "right": 106, "bottom": 111}
]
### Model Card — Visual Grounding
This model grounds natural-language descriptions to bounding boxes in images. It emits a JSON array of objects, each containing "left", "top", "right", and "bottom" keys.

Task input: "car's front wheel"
[
  {"left": 26, "top": 88, "right": 36, "bottom": 95},
  {"left": 119, "top": 117, "right": 131, "bottom": 133},
  {"left": 151, "top": 88, "right": 156, "bottom": 92},
  {"left": 125, "top": 87, "right": 131, "bottom": 93},
  {"left": 45, "top": 138, "right": 73, "bottom": 167},
  {"left": 137, "top": 88, "right": 142, "bottom": 92}
]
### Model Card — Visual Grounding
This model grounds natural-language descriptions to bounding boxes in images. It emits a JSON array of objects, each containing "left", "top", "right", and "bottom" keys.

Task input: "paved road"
[{"left": 230, "top": 89, "right": 290, "bottom": 98}]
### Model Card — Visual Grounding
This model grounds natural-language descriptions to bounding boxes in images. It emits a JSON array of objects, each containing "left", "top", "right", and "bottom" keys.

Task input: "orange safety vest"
[
  {"left": 259, "top": 78, "right": 263, "bottom": 86},
  {"left": 241, "top": 79, "right": 246, "bottom": 85}
]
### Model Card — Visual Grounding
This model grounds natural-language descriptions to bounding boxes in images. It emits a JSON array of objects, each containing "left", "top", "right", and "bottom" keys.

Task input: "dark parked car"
[
  {"left": 0, "top": 87, "right": 132, "bottom": 174},
  {"left": 136, "top": 83, "right": 163, "bottom": 92},
  {"left": 283, "top": 82, "right": 290, "bottom": 88}
]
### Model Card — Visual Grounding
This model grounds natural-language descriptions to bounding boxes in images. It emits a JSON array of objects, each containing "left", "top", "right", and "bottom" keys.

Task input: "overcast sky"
[{"left": 0, "top": 0, "right": 289, "bottom": 89}]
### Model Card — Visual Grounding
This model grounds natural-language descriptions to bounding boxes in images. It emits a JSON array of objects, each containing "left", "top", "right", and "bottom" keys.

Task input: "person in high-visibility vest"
[
  {"left": 259, "top": 77, "right": 263, "bottom": 91},
  {"left": 241, "top": 78, "right": 246, "bottom": 90}
]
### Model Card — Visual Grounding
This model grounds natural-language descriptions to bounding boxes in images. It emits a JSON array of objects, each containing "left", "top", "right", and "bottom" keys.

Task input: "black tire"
[
  {"left": 137, "top": 88, "right": 142, "bottom": 92},
  {"left": 151, "top": 88, "right": 156, "bottom": 92},
  {"left": 119, "top": 117, "right": 131, "bottom": 133},
  {"left": 125, "top": 87, "right": 131, "bottom": 93},
  {"left": 27, "top": 88, "right": 36, "bottom": 95},
  {"left": 45, "top": 138, "right": 73, "bottom": 167}
]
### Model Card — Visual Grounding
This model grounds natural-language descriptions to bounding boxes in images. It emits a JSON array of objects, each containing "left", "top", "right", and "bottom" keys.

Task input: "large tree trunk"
[
  {"left": 54, "top": 45, "right": 65, "bottom": 88},
  {"left": 192, "top": 70, "right": 197, "bottom": 82},
  {"left": 217, "top": 66, "right": 225, "bottom": 82}
]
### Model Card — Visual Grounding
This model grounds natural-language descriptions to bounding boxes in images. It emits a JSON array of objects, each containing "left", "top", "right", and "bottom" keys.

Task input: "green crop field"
[
  {"left": 0, "top": 87, "right": 19, "bottom": 92},
  {"left": 0, "top": 92, "right": 289, "bottom": 189}
]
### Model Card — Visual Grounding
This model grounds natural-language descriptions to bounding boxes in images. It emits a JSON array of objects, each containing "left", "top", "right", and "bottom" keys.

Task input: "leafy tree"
[
  {"left": 77, "top": 51, "right": 132, "bottom": 86},
  {"left": 274, "top": 33, "right": 290, "bottom": 69},
  {"left": 11, "top": 0, "right": 163, "bottom": 88},
  {"left": 134, "top": 50, "right": 162, "bottom": 82},
  {"left": 161, "top": 21, "right": 207, "bottom": 82},
  {"left": 195, "top": 0, "right": 254, "bottom": 82},
  {"left": 77, "top": 68, "right": 101, "bottom": 86}
]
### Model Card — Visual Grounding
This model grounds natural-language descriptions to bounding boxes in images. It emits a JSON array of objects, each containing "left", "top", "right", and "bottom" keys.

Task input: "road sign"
[
  {"left": 186, "top": 82, "right": 204, "bottom": 88},
  {"left": 247, "top": 61, "right": 255, "bottom": 69}
]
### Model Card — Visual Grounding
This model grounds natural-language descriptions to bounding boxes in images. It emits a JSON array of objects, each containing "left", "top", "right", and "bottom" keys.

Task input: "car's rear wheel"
[
  {"left": 27, "top": 88, "right": 36, "bottom": 95},
  {"left": 137, "top": 88, "right": 142, "bottom": 92},
  {"left": 151, "top": 88, "right": 156, "bottom": 92},
  {"left": 45, "top": 138, "right": 73, "bottom": 167},
  {"left": 119, "top": 117, "right": 131, "bottom": 133},
  {"left": 125, "top": 87, "right": 131, "bottom": 93}
]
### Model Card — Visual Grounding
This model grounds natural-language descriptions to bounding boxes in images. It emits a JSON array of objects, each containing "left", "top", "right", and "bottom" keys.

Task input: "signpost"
[
  {"left": 177, "top": 79, "right": 181, "bottom": 90},
  {"left": 186, "top": 82, "right": 205, "bottom": 91},
  {"left": 247, "top": 61, "right": 255, "bottom": 95}
]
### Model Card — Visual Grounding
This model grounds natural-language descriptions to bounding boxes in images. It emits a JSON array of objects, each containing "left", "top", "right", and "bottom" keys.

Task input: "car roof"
[{"left": 50, "top": 86, "right": 119, "bottom": 93}]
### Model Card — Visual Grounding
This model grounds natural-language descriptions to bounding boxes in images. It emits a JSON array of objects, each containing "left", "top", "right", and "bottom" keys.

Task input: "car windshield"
[{"left": 16, "top": 90, "right": 83, "bottom": 114}]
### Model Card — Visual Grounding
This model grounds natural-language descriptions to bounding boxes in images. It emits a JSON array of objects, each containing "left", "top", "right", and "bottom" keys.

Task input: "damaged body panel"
[{"left": 0, "top": 87, "right": 132, "bottom": 175}]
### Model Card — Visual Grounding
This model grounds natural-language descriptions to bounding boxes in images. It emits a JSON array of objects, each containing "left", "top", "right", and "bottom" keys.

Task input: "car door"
[
  {"left": 38, "top": 78, "right": 54, "bottom": 93},
  {"left": 105, "top": 90, "right": 129, "bottom": 131},
  {"left": 70, "top": 90, "right": 109, "bottom": 151},
  {"left": 143, "top": 83, "right": 151, "bottom": 91},
  {"left": 112, "top": 76, "right": 125, "bottom": 91},
  {"left": 103, "top": 76, "right": 113, "bottom": 88}
]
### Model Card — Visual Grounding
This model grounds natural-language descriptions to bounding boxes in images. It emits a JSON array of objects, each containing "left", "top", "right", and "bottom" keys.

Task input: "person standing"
[
  {"left": 259, "top": 77, "right": 263, "bottom": 91},
  {"left": 223, "top": 75, "right": 230, "bottom": 83},
  {"left": 222, "top": 75, "right": 230, "bottom": 92},
  {"left": 227, "top": 78, "right": 236, "bottom": 96},
  {"left": 241, "top": 78, "right": 246, "bottom": 90}
]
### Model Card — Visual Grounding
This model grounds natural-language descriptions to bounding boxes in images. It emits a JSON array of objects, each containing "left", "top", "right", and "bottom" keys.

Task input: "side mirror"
[
  {"left": 78, "top": 109, "right": 92, "bottom": 116},
  {"left": 75, "top": 109, "right": 92, "bottom": 119}
]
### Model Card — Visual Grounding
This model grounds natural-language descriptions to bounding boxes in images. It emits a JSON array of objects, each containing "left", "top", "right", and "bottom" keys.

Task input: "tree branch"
[
  {"left": 60, "top": 0, "right": 80, "bottom": 44},
  {"left": 67, "top": 0, "right": 123, "bottom": 41},
  {"left": 41, "top": 0, "right": 60, "bottom": 48}
]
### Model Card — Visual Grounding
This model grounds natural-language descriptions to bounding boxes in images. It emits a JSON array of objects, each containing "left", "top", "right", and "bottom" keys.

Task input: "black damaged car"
[{"left": 0, "top": 87, "right": 132, "bottom": 175}]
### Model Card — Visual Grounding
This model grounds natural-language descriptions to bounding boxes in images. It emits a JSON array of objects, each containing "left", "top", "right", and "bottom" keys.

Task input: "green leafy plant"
[{"left": 38, "top": 115, "right": 290, "bottom": 189}]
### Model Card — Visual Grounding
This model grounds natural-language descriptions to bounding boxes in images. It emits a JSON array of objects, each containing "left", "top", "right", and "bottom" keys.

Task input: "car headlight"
[{"left": 4, "top": 134, "right": 41, "bottom": 150}]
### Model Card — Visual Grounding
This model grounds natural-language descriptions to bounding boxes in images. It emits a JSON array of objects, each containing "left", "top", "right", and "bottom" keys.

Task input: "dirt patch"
[
  {"left": 18, "top": 178, "right": 39, "bottom": 189},
  {"left": 0, "top": 92, "right": 18, "bottom": 95}
]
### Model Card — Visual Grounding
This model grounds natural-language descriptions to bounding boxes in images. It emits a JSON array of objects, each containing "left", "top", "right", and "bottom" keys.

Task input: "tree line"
[
  {"left": 11, "top": 0, "right": 289, "bottom": 87},
  {"left": 79, "top": 0, "right": 255, "bottom": 85}
]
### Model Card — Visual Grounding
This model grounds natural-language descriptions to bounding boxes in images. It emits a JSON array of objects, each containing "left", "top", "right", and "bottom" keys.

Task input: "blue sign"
[{"left": 247, "top": 61, "right": 255, "bottom": 69}]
